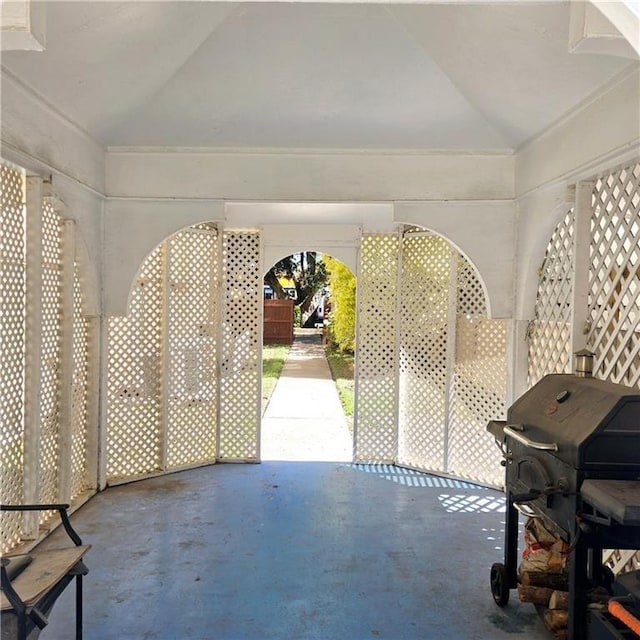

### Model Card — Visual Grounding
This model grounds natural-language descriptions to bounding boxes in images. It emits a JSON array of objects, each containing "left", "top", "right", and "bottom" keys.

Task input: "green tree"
[
  {"left": 265, "top": 253, "right": 327, "bottom": 325},
  {"left": 324, "top": 256, "right": 356, "bottom": 353},
  {"left": 264, "top": 256, "right": 296, "bottom": 300}
]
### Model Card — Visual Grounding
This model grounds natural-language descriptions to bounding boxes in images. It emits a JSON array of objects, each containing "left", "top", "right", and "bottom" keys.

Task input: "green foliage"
[
  {"left": 293, "top": 306, "right": 302, "bottom": 327},
  {"left": 325, "top": 345, "right": 354, "bottom": 433},
  {"left": 261, "top": 343, "right": 291, "bottom": 414},
  {"left": 263, "top": 344, "right": 290, "bottom": 379},
  {"left": 324, "top": 256, "right": 356, "bottom": 353}
]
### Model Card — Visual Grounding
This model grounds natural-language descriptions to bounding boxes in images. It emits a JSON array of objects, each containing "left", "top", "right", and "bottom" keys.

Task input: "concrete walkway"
[{"left": 261, "top": 329, "right": 353, "bottom": 462}]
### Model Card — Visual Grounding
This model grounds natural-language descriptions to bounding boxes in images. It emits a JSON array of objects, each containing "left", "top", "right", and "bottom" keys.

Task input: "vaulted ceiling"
[{"left": 1, "top": 1, "right": 635, "bottom": 151}]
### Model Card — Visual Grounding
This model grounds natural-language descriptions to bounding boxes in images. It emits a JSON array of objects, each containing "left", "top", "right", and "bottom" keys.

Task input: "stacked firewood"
[
  {"left": 517, "top": 570, "right": 569, "bottom": 639},
  {"left": 517, "top": 517, "right": 570, "bottom": 639}
]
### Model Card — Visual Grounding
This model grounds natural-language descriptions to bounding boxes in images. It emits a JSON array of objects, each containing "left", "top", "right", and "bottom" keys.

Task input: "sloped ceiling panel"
[
  {"left": 108, "top": 4, "right": 511, "bottom": 148},
  {"left": 389, "top": 2, "right": 630, "bottom": 147},
  {"left": 2, "top": 2, "right": 239, "bottom": 139},
  {"left": 1, "top": 1, "right": 633, "bottom": 151}
]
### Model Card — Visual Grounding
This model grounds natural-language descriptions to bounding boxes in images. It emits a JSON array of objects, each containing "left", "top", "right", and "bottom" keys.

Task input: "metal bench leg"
[
  {"left": 76, "top": 574, "right": 83, "bottom": 640},
  {"left": 18, "top": 612, "right": 27, "bottom": 640}
]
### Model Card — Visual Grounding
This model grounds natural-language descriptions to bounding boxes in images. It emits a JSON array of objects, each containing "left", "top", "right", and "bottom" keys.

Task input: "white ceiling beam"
[
  {"left": 569, "top": 0, "right": 640, "bottom": 59},
  {"left": 1, "top": 0, "right": 46, "bottom": 51}
]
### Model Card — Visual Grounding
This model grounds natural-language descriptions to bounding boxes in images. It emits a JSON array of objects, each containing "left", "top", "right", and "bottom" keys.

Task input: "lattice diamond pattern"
[
  {"left": 0, "top": 163, "right": 25, "bottom": 551},
  {"left": 587, "top": 163, "right": 640, "bottom": 572},
  {"left": 457, "top": 256, "right": 487, "bottom": 317},
  {"left": 588, "top": 163, "right": 640, "bottom": 387},
  {"left": 604, "top": 549, "right": 640, "bottom": 575},
  {"left": 528, "top": 209, "right": 575, "bottom": 386},
  {"left": 218, "top": 231, "right": 261, "bottom": 460},
  {"left": 449, "top": 316, "right": 506, "bottom": 486},
  {"left": 398, "top": 234, "right": 450, "bottom": 471},
  {"left": 107, "top": 246, "right": 164, "bottom": 480},
  {"left": 2, "top": 163, "right": 96, "bottom": 550},
  {"left": 38, "top": 202, "right": 63, "bottom": 512},
  {"left": 167, "top": 225, "right": 218, "bottom": 468},
  {"left": 70, "top": 264, "right": 89, "bottom": 500},
  {"left": 354, "top": 234, "right": 399, "bottom": 462}
]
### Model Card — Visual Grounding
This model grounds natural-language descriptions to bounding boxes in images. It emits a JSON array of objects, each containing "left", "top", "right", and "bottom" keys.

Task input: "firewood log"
[
  {"left": 543, "top": 608, "right": 569, "bottom": 631},
  {"left": 520, "top": 570, "right": 569, "bottom": 591},
  {"left": 548, "top": 590, "right": 570, "bottom": 610},
  {"left": 517, "top": 584, "right": 554, "bottom": 605}
]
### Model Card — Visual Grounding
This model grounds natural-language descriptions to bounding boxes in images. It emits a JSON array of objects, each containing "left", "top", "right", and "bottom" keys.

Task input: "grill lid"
[{"left": 507, "top": 374, "right": 640, "bottom": 470}]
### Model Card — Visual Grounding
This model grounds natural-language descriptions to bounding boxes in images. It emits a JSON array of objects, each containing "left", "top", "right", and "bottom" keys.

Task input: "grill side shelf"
[{"left": 581, "top": 479, "right": 640, "bottom": 526}]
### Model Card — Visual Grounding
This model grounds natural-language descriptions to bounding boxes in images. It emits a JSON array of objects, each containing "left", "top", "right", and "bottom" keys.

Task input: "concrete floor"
[{"left": 40, "top": 462, "right": 549, "bottom": 640}]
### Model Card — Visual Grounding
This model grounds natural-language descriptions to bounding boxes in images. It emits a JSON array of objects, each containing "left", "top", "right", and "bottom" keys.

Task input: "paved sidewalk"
[{"left": 261, "top": 329, "right": 353, "bottom": 461}]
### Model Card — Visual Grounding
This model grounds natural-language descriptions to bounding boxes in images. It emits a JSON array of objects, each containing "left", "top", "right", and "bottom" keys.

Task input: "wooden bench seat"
[{"left": 1, "top": 505, "right": 90, "bottom": 640}]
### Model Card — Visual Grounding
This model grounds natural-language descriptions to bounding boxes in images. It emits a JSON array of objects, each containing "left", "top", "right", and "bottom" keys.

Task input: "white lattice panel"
[
  {"left": 167, "top": 225, "right": 218, "bottom": 468},
  {"left": 70, "top": 264, "right": 90, "bottom": 500},
  {"left": 588, "top": 163, "right": 640, "bottom": 386},
  {"left": 604, "top": 549, "right": 640, "bottom": 575},
  {"left": 528, "top": 210, "right": 575, "bottom": 386},
  {"left": 38, "top": 202, "right": 63, "bottom": 511},
  {"left": 107, "top": 247, "right": 164, "bottom": 480},
  {"left": 218, "top": 230, "right": 261, "bottom": 460},
  {"left": 449, "top": 316, "right": 506, "bottom": 486},
  {"left": 1, "top": 165, "right": 95, "bottom": 549},
  {"left": 586, "top": 164, "right": 640, "bottom": 579},
  {"left": 354, "top": 234, "right": 399, "bottom": 462},
  {"left": 0, "top": 163, "right": 25, "bottom": 551},
  {"left": 397, "top": 234, "right": 450, "bottom": 470},
  {"left": 457, "top": 256, "right": 487, "bottom": 317}
]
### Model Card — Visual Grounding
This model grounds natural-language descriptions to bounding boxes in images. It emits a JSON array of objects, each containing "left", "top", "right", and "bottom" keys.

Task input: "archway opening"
[{"left": 261, "top": 252, "right": 356, "bottom": 462}]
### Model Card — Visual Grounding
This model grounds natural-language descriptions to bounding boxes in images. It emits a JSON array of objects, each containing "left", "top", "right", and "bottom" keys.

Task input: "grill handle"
[
  {"left": 512, "top": 501, "right": 542, "bottom": 518},
  {"left": 503, "top": 426, "right": 558, "bottom": 452}
]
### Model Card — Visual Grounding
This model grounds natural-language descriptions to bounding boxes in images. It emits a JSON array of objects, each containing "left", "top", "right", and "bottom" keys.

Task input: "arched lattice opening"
[
  {"left": 355, "top": 227, "right": 507, "bottom": 487},
  {"left": 527, "top": 208, "right": 575, "bottom": 386},
  {"left": 525, "top": 160, "right": 640, "bottom": 575},
  {"left": 105, "top": 224, "right": 261, "bottom": 485}
]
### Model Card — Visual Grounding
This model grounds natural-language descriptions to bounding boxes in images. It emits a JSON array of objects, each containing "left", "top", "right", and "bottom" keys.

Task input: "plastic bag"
[{"left": 520, "top": 517, "right": 568, "bottom": 573}]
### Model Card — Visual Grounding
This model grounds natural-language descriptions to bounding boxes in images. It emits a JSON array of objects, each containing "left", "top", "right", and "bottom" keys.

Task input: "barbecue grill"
[{"left": 487, "top": 354, "right": 640, "bottom": 639}]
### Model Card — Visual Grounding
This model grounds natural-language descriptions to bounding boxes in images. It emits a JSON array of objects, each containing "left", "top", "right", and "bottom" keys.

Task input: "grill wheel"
[{"left": 490, "top": 562, "right": 510, "bottom": 607}]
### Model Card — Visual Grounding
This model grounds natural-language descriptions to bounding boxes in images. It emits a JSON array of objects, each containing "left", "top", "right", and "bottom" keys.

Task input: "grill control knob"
[{"left": 556, "top": 389, "right": 570, "bottom": 403}]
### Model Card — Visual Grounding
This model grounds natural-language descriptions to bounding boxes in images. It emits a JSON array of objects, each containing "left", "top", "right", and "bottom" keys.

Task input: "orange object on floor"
[{"left": 608, "top": 600, "right": 640, "bottom": 636}]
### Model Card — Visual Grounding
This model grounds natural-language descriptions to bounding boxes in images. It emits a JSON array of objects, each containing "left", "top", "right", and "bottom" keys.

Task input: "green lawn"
[
  {"left": 262, "top": 343, "right": 291, "bottom": 414},
  {"left": 325, "top": 346, "right": 355, "bottom": 432}
]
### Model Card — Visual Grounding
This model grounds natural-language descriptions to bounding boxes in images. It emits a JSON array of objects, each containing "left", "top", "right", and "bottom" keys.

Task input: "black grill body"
[{"left": 488, "top": 374, "right": 640, "bottom": 639}]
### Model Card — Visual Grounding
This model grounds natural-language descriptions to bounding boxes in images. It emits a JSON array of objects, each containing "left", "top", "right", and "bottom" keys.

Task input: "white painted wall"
[
  {"left": 50, "top": 174, "right": 103, "bottom": 317},
  {"left": 104, "top": 199, "right": 224, "bottom": 315},
  {"left": 105, "top": 149, "right": 514, "bottom": 202},
  {"left": 515, "top": 67, "right": 640, "bottom": 197},
  {"left": 1, "top": 72, "right": 106, "bottom": 316},
  {"left": 1, "top": 71, "right": 105, "bottom": 193},
  {"left": 512, "top": 183, "right": 574, "bottom": 323},
  {"left": 261, "top": 224, "right": 360, "bottom": 275}
]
